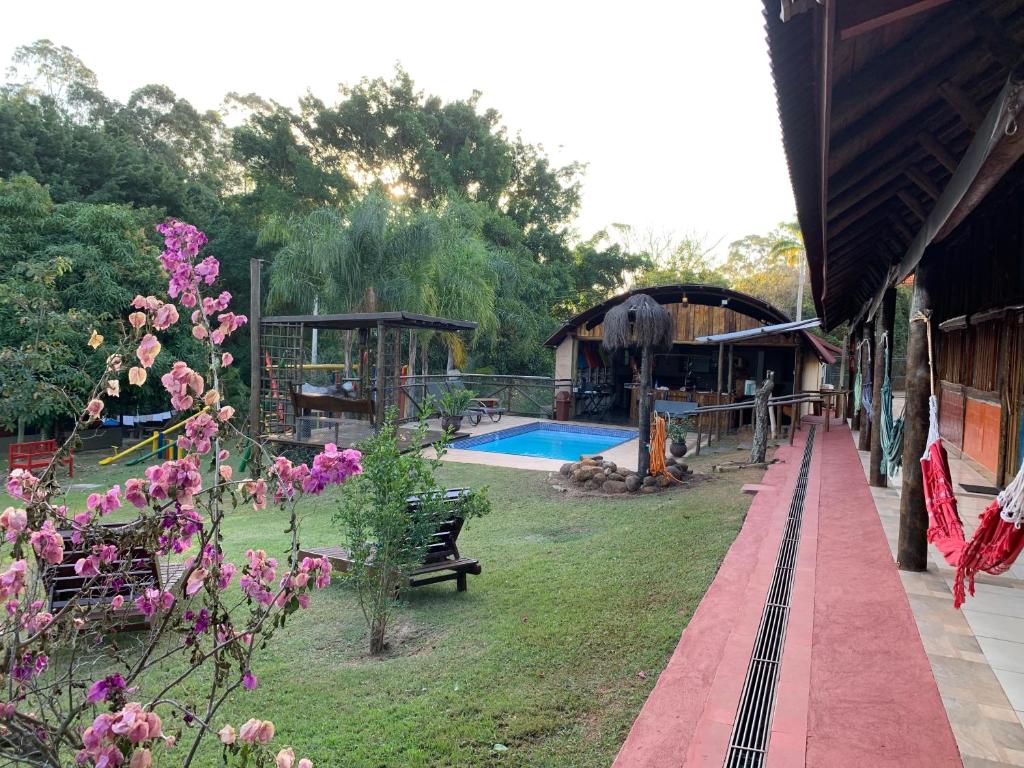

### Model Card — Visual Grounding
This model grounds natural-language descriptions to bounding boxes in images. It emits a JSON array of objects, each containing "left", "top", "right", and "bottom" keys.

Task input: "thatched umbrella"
[{"left": 602, "top": 293, "right": 674, "bottom": 475}]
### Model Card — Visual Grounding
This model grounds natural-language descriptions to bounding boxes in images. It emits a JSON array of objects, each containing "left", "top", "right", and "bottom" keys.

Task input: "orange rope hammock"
[{"left": 649, "top": 415, "right": 681, "bottom": 482}]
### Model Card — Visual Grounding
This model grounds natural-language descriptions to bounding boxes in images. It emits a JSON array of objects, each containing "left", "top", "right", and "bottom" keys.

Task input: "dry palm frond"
[{"left": 601, "top": 293, "right": 674, "bottom": 351}]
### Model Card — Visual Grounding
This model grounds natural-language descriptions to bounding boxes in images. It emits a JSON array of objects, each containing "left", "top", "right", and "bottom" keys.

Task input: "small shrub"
[{"left": 334, "top": 410, "right": 489, "bottom": 654}]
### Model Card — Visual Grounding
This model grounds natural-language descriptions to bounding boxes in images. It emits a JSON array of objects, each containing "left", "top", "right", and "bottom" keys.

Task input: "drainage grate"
[{"left": 724, "top": 425, "right": 816, "bottom": 768}]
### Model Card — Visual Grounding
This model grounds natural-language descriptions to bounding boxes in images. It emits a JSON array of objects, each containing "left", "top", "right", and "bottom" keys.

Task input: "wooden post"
[
  {"left": 898, "top": 261, "right": 935, "bottom": 572},
  {"left": 695, "top": 412, "right": 702, "bottom": 456},
  {"left": 375, "top": 322, "right": 386, "bottom": 428},
  {"left": 850, "top": 327, "right": 862, "bottom": 432},
  {"left": 392, "top": 327, "right": 402, "bottom": 419},
  {"left": 638, "top": 346, "right": 653, "bottom": 475},
  {"left": 870, "top": 288, "right": 897, "bottom": 486},
  {"left": 248, "top": 259, "right": 262, "bottom": 439},
  {"left": 716, "top": 342, "right": 725, "bottom": 440},
  {"left": 726, "top": 345, "right": 734, "bottom": 431},
  {"left": 792, "top": 344, "right": 803, "bottom": 437},
  {"left": 858, "top": 321, "right": 874, "bottom": 452},
  {"left": 838, "top": 329, "right": 850, "bottom": 422}
]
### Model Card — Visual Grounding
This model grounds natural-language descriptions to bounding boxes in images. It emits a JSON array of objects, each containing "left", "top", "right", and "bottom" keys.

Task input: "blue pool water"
[{"left": 454, "top": 423, "right": 635, "bottom": 461}]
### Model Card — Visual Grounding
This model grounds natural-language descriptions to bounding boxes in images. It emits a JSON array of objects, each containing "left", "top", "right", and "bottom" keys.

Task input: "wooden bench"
[
  {"left": 9, "top": 439, "right": 73, "bottom": 478},
  {"left": 299, "top": 488, "right": 482, "bottom": 593},
  {"left": 42, "top": 525, "right": 184, "bottom": 631}
]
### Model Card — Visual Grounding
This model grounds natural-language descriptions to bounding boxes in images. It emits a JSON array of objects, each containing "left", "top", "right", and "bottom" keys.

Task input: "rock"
[
  {"left": 656, "top": 475, "right": 672, "bottom": 487},
  {"left": 590, "top": 455, "right": 604, "bottom": 462},
  {"left": 574, "top": 467, "right": 599, "bottom": 483},
  {"left": 606, "top": 472, "right": 625, "bottom": 482},
  {"left": 640, "top": 485, "right": 658, "bottom": 494},
  {"left": 581, "top": 458, "right": 597, "bottom": 467},
  {"left": 667, "top": 465, "right": 684, "bottom": 479},
  {"left": 665, "top": 457, "right": 677, "bottom": 467},
  {"left": 603, "top": 480, "right": 628, "bottom": 494},
  {"left": 602, "top": 461, "right": 618, "bottom": 473},
  {"left": 676, "top": 464, "right": 688, "bottom": 473},
  {"left": 584, "top": 479, "right": 601, "bottom": 491},
  {"left": 559, "top": 462, "right": 574, "bottom": 476},
  {"left": 642, "top": 475, "right": 658, "bottom": 487},
  {"left": 624, "top": 474, "right": 642, "bottom": 492}
]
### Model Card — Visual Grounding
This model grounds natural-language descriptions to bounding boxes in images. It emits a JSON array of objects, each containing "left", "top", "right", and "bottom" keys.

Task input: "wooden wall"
[
  {"left": 577, "top": 302, "right": 784, "bottom": 344},
  {"left": 929, "top": 164, "right": 1024, "bottom": 483}
]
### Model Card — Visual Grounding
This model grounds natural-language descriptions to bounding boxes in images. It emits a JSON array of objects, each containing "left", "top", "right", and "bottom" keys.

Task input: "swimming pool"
[{"left": 453, "top": 422, "right": 636, "bottom": 461}]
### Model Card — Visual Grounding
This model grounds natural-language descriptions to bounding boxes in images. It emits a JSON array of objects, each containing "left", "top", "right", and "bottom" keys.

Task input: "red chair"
[{"left": 8, "top": 439, "right": 74, "bottom": 478}]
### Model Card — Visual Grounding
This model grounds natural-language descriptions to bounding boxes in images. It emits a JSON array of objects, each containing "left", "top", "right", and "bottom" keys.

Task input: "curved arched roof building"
[{"left": 544, "top": 284, "right": 837, "bottom": 423}]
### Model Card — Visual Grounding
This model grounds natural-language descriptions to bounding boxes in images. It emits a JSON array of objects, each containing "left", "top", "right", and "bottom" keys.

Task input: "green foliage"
[
  {"left": 666, "top": 419, "right": 690, "bottom": 444},
  {"left": 436, "top": 388, "right": 476, "bottom": 418},
  {"left": 332, "top": 410, "right": 490, "bottom": 653}
]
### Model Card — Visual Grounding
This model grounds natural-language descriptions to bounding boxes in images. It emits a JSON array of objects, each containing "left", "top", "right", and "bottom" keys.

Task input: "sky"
[{"left": 1, "top": 0, "right": 796, "bottom": 258}]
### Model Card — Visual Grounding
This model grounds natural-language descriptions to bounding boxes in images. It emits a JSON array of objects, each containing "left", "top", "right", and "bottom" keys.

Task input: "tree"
[
  {"left": 631, "top": 230, "right": 726, "bottom": 287},
  {"left": 768, "top": 221, "right": 807, "bottom": 321},
  {"left": 334, "top": 410, "right": 489, "bottom": 654},
  {"left": 0, "top": 219, "right": 358, "bottom": 766}
]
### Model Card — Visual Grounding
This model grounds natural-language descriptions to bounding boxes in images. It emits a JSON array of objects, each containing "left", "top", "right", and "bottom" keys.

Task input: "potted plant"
[
  {"left": 667, "top": 419, "right": 690, "bottom": 458},
  {"left": 437, "top": 388, "right": 475, "bottom": 433}
]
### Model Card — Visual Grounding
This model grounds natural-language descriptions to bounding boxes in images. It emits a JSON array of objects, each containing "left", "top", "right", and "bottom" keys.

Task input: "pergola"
[{"left": 249, "top": 307, "right": 476, "bottom": 445}]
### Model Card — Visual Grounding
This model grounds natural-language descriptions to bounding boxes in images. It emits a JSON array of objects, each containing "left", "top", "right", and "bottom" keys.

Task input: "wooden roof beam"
[
  {"left": 897, "top": 188, "right": 928, "bottom": 221},
  {"left": 837, "top": 0, "right": 954, "bottom": 40},
  {"left": 906, "top": 166, "right": 942, "bottom": 199},
  {"left": 888, "top": 214, "right": 916, "bottom": 245},
  {"left": 938, "top": 81, "right": 985, "bottom": 130},
  {"left": 917, "top": 131, "right": 959, "bottom": 172}
]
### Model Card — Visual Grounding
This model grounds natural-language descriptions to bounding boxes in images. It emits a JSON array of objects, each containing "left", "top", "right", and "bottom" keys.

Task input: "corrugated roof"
[{"left": 260, "top": 312, "right": 478, "bottom": 332}]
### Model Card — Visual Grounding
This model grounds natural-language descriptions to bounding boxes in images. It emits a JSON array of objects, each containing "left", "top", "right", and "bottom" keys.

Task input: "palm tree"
[{"left": 769, "top": 220, "right": 807, "bottom": 321}]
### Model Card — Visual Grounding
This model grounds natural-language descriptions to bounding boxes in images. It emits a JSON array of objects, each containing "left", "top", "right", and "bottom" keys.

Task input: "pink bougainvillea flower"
[
  {"left": 0, "top": 560, "right": 28, "bottom": 599},
  {"left": 203, "top": 389, "right": 220, "bottom": 406},
  {"left": 218, "top": 464, "right": 233, "bottom": 481},
  {"left": 30, "top": 521, "right": 64, "bottom": 565},
  {"left": 185, "top": 568, "right": 207, "bottom": 597},
  {"left": 179, "top": 412, "right": 218, "bottom": 454},
  {"left": 6, "top": 468, "right": 40, "bottom": 502},
  {"left": 195, "top": 255, "right": 219, "bottom": 285},
  {"left": 86, "top": 674, "right": 127, "bottom": 704},
  {"left": 242, "top": 670, "right": 257, "bottom": 690},
  {"left": 129, "top": 748, "right": 152, "bottom": 768},
  {"left": 276, "top": 747, "right": 295, "bottom": 768},
  {"left": 299, "top": 760, "right": 313, "bottom": 768},
  {"left": 85, "top": 399, "right": 104, "bottom": 420},
  {"left": 238, "top": 718, "right": 274, "bottom": 744},
  {"left": 111, "top": 595, "right": 124, "bottom": 609},
  {"left": 88, "top": 330, "right": 104, "bottom": 349},
  {"left": 152, "top": 302, "right": 179, "bottom": 330},
  {"left": 128, "top": 366, "right": 147, "bottom": 387},
  {"left": 128, "top": 311, "right": 147, "bottom": 331},
  {"left": 221, "top": 352, "right": 234, "bottom": 367},
  {"left": 106, "top": 379, "right": 120, "bottom": 398},
  {"left": 87, "top": 485, "right": 122, "bottom": 516},
  {"left": 191, "top": 324, "right": 208, "bottom": 340},
  {"left": 124, "top": 478, "right": 147, "bottom": 508},
  {"left": 135, "top": 588, "right": 174, "bottom": 618},
  {"left": 160, "top": 361, "right": 204, "bottom": 411},
  {"left": 0, "top": 507, "right": 27, "bottom": 540},
  {"left": 106, "top": 354, "right": 123, "bottom": 372},
  {"left": 217, "top": 406, "right": 235, "bottom": 422},
  {"left": 218, "top": 724, "right": 236, "bottom": 744},
  {"left": 136, "top": 334, "right": 161, "bottom": 368}
]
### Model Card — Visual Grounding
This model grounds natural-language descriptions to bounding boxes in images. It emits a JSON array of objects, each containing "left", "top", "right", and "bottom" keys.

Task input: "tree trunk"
[
  {"left": 869, "top": 288, "right": 897, "bottom": 487},
  {"left": 344, "top": 330, "right": 353, "bottom": 379},
  {"left": 751, "top": 374, "right": 774, "bottom": 464},
  {"left": 898, "top": 261, "right": 935, "bottom": 572},
  {"left": 369, "top": 615, "right": 387, "bottom": 655},
  {"left": 638, "top": 346, "right": 653, "bottom": 476},
  {"left": 16, "top": 416, "right": 25, "bottom": 444},
  {"left": 406, "top": 332, "right": 417, "bottom": 419}
]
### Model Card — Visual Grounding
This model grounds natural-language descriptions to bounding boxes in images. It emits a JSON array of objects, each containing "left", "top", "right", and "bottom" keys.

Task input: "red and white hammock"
[{"left": 917, "top": 315, "right": 1024, "bottom": 607}]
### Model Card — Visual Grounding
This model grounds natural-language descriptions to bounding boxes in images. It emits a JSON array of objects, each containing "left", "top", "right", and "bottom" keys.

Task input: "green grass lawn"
[{"left": 57, "top": 449, "right": 759, "bottom": 767}]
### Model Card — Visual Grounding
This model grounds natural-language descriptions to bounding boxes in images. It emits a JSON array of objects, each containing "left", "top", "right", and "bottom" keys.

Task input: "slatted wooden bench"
[
  {"left": 9, "top": 439, "right": 74, "bottom": 478},
  {"left": 43, "top": 525, "right": 185, "bottom": 631},
  {"left": 300, "top": 488, "right": 482, "bottom": 593}
]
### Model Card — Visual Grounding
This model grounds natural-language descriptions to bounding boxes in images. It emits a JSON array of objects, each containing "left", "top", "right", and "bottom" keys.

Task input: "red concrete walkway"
[{"left": 613, "top": 421, "right": 961, "bottom": 768}]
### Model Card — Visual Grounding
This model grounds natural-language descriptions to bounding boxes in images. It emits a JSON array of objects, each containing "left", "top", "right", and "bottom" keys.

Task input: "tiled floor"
[{"left": 855, "top": 428, "right": 1024, "bottom": 767}]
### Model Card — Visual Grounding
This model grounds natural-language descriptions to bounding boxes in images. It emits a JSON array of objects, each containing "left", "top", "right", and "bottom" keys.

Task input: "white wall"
[{"left": 554, "top": 337, "right": 575, "bottom": 382}]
